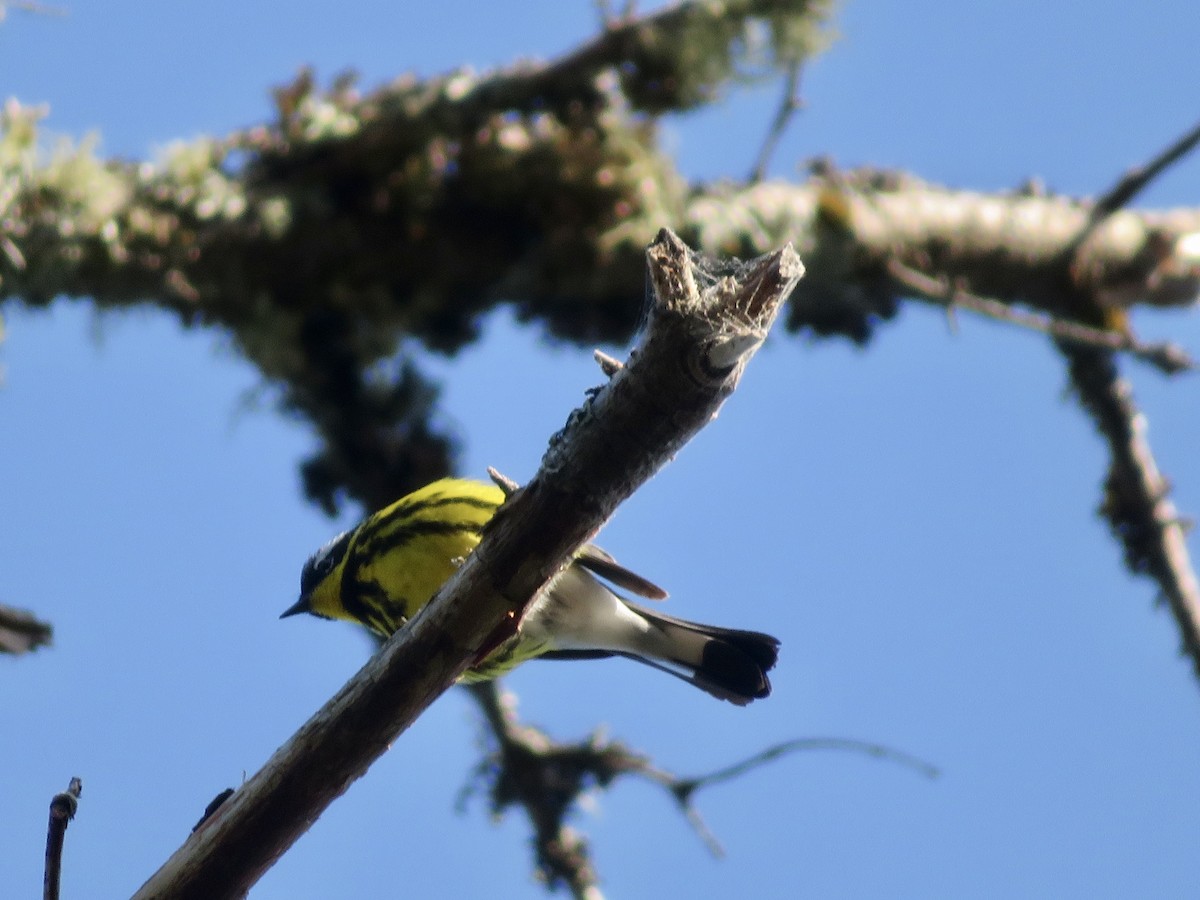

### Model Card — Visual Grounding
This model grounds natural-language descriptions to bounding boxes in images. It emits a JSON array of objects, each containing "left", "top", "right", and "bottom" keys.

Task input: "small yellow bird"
[{"left": 282, "top": 478, "right": 779, "bottom": 704}]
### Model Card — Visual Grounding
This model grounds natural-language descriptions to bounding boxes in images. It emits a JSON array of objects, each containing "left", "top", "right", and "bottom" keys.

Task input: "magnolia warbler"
[{"left": 281, "top": 478, "right": 778, "bottom": 704}]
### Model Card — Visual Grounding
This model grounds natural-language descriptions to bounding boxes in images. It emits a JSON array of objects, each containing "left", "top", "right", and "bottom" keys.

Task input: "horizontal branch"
[
  {"left": 0, "top": 1, "right": 829, "bottom": 350},
  {"left": 687, "top": 169, "right": 1200, "bottom": 339},
  {"left": 130, "top": 229, "right": 804, "bottom": 899},
  {"left": 2, "top": 97, "right": 1197, "bottom": 366}
]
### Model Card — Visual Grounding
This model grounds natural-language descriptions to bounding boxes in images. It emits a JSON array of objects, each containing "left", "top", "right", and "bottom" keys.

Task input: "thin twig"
[
  {"left": 486, "top": 466, "right": 519, "bottom": 496},
  {"left": 1092, "top": 119, "right": 1200, "bottom": 221},
  {"left": 1067, "top": 118, "right": 1200, "bottom": 268},
  {"left": 463, "top": 683, "right": 939, "bottom": 865},
  {"left": 0, "top": 602, "right": 53, "bottom": 654},
  {"left": 749, "top": 62, "right": 804, "bottom": 183},
  {"left": 887, "top": 259, "right": 1194, "bottom": 374},
  {"left": 673, "top": 737, "right": 939, "bottom": 798},
  {"left": 593, "top": 349, "right": 623, "bottom": 376},
  {"left": 629, "top": 737, "right": 938, "bottom": 857},
  {"left": 44, "top": 778, "right": 82, "bottom": 900}
]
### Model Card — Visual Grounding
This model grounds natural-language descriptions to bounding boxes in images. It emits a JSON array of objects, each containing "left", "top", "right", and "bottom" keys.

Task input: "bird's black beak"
[{"left": 280, "top": 596, "right": 311, "bottom": 619}]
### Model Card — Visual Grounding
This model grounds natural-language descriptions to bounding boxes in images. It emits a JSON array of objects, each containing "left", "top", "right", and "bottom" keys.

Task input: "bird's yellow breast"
[{"left": 354, "top": 526, "right": 485, "bottom": 615}]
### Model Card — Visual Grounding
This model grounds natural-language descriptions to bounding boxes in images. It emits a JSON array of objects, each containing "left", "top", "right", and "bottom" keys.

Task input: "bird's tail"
[
  {"left": 544, "top": 603, "right": 780, "bottom": 705},
  {"left": 627, "top": 605, "right": 780, "bottom": 705}
]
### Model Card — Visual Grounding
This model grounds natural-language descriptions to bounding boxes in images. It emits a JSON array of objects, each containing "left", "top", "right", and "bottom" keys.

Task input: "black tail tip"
[{"left": 696, "top": 633, "right": 779, "bottom": 705}]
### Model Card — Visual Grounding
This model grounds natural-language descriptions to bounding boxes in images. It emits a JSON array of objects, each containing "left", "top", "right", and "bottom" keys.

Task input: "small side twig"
[
  {"left": 1067, "top": 118, "right": 1200, "bottom": 279},
  {"left": 887, "top": 259, "right": 1194, "bottom": 374},
  {"left": 0, "top": 602, "right": 53, "bottom": 654},
  {"left": 1090, "top": 119, "right": 1200, "bottom": 223},
  {"left": 667, "top": 737, "right": 939, "bottom": 799},
  {"left": 44, "top": 778, "right": 82, "bottom": 900},
  {"left": 749, "top": 62, "right": 804, "bottom": 183},
  {"left": 593, "top": 349, "right": 623, "bottom": 376},
  {"left": 485, "top": 466, "right": 519, "bottom": 497},
  {"left": 625, "top": 737, "right": 938, "bottom": 857}
]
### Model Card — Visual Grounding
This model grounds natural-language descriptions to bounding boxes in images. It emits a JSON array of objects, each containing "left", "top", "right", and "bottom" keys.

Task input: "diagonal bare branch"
[
  {"left": 1061, "top": 343, "right": 1200, "bottom": 677},
  {"left": 130, "top": 230, "right": 803, "bottom": 899}
]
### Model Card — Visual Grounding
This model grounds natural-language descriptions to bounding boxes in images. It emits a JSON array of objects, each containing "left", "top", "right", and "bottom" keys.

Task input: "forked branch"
[
  {"left": 461, "top": 681, "right": 938, "bottom": 887},
  {"left": 1058, "top": 120, "right": 1200, "bottom": 678}
]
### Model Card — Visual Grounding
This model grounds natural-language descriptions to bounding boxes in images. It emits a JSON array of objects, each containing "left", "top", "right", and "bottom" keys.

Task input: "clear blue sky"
[{"left": 3, "top": 2, "right": 1199, "bottom": 898}]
